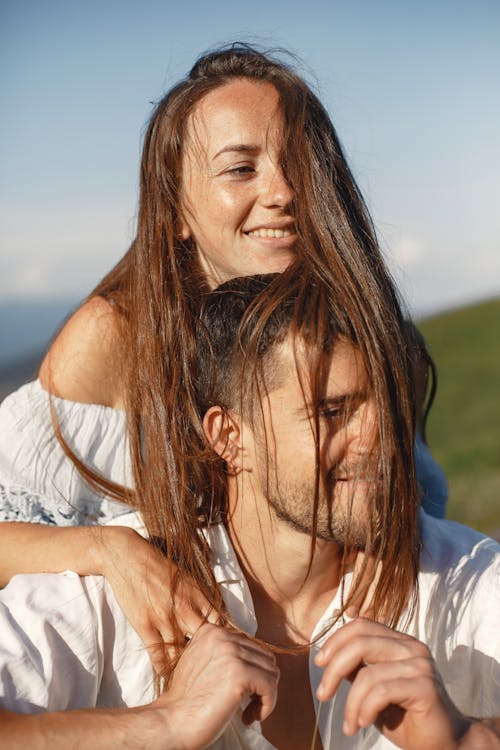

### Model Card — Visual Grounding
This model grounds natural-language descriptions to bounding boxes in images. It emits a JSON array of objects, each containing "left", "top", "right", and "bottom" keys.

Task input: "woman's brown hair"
[{"left": 56, "top": 43, "right": 419, "bottom": 667}]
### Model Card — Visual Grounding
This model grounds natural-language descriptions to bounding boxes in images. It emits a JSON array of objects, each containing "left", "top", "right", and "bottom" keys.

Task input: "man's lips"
[
  {"left": 332, "top": 475, "right": 381, "bottom": 481},
  {"left": 327, "top": 466, "right": 382, "bottom": 483}
]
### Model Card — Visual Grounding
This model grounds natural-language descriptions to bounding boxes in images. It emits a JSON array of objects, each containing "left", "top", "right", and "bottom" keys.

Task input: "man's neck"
[{"left": 226, "top": 477, "right": 344, "bottom": 646}]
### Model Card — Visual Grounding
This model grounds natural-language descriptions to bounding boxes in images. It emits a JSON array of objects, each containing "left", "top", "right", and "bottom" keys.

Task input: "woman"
[{"left": 0, "top": 44, "right": 418, "bottom": 671}]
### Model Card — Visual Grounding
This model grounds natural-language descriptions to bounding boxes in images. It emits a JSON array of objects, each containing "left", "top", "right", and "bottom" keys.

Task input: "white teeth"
[{"left": 247, "top": 228, "right": 292, "bottom": 238}]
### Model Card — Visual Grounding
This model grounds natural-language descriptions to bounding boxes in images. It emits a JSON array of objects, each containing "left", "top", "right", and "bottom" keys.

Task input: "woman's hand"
[
  {"left": 154, "top": 623, "right": 280, "bottom": 749},
  {"left": 315, "top": 617, "right": 470, "bottom": 750},
  {"left": 95, "top": 526, "right": 218, "bottom": 676}
]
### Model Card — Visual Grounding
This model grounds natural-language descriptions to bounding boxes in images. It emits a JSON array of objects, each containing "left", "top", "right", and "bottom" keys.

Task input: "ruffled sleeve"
[{"left": 0, "top": 380, "right": 132, "bottom": 525}]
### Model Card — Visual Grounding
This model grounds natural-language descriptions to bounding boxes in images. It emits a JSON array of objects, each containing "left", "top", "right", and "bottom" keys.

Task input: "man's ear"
[{"left": 203, "top": 405, "right": 251, "bottom": 472}]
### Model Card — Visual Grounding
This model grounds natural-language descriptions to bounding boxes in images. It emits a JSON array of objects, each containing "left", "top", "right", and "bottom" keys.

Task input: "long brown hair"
[{"left": 57, "top": 44, "right": 419, "bottom": 660}]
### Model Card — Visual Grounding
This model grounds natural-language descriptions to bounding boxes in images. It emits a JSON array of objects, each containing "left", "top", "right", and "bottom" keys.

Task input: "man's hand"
[
  {"left": 314, "top": 617, "right": 470, "bottom": 750},
  {"left": 154, "top": 623, "right": 280, "bottom": 749},
  {"left": 0, "top": 624, "right": 279, "bottom": 750}
]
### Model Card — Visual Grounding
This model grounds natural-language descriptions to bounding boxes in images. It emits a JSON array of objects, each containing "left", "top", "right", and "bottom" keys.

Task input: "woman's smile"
[{"left": 245, "top": 219, "right": 297, "bottom": 242}]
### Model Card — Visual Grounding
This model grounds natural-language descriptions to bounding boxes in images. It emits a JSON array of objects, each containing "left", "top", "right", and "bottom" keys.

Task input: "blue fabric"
[{"left": 414, "top": 432, "right": 448, "bottom": 519}]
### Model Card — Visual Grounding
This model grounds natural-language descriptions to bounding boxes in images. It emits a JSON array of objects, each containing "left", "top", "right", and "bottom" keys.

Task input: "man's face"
[{"left": 249, "top": 336, "right": 379, "bottom": 547}]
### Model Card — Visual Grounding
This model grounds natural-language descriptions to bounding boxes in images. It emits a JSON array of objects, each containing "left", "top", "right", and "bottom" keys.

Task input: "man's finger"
[
  {"left": 342, "top": 658, "right": 432, "bottom": 733},
  {"left": 316, "top": 621, "right": 424, "bottom": 701}
]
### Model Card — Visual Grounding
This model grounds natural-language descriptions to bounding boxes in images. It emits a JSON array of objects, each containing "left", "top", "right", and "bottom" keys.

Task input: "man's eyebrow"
[
  {"left": 318, "top": 391, "right": 368, "bottom": 408},
  {"left": 213, "top": 144, "right": 260, "bottom": 160},
  {"left": 297, "top": 391, "right": 368, "bottom": 415}
]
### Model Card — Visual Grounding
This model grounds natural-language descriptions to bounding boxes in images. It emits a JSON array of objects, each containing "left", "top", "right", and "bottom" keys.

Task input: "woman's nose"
[{"left": 261, "top": 167, "right": 294, "bottom": 209}]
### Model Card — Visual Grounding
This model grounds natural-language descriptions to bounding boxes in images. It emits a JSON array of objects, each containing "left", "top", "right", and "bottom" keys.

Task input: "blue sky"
[{"left": 1, "top": 0, "right": 499, "bottom": 316}]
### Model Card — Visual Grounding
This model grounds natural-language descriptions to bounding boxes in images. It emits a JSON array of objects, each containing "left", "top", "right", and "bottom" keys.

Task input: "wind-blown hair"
[
  {"left": 52, "top": 44, "right": 419, "bottom": 658},
  {"left": 404, "top": 320, "right": 438, "bottom": 444},
  {"left": 195, "top": 273, "right": 352, "bottom": 416},
  {"left": 195, "top": 272, "right": 419, "bottom": 635}
]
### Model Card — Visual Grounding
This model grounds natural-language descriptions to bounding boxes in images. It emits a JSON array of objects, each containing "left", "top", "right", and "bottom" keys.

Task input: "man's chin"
[{"left": 316, "top": 524, "right": 368, "bottom": 548}]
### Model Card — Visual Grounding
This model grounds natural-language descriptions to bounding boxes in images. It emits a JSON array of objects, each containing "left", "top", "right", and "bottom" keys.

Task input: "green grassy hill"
[{"left": 418, "top": 297, "right": 500, "bottom": 538}]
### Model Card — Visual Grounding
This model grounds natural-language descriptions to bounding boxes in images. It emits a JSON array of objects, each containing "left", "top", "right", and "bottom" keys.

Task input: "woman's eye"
[
  {"left": 322, "top": 408, "right": 344, "bottom": 421},
  {"left": 227, "top": 165, "right": 254, "bottom": 175}
]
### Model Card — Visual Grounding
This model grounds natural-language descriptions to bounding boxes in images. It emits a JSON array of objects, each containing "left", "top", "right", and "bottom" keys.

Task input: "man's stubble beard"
[{"left": 257, "top": 448, "right": 371, "bottom": 549}]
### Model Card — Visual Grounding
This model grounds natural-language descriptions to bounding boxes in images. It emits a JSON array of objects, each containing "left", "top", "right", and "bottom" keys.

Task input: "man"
[{"left": 1, "top": 274, "right": 499, "bottom": 749}]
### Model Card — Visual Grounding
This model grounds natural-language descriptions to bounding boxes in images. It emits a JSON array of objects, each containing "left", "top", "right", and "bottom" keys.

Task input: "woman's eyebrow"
[{"left": 212, "top": 143, "right": 260, "bottom": 160}]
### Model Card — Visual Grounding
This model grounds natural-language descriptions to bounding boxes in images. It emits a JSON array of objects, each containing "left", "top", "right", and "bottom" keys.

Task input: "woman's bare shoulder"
[{"left": 39, "top": 296, "right": 126, "bottom": 408}]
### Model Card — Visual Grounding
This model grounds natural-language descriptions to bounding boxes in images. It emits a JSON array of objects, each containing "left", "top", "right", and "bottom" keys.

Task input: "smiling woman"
[
  {"left": 180, "top": 79, "right": 298, "bottom": 284},
  {"left": 0, "top": 43, "right": 417, "bottom": 681}
]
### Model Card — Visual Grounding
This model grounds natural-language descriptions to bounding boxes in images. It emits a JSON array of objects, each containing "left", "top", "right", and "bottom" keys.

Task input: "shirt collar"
[
  {"left": 114, "top": 512, "right": 350, "bottom": 643},
  {"left": 203, "top": 523, "right": 258, "bottom": 636},
  {"left": 203, "top": 522, "right": 353, "bottom": 646}
]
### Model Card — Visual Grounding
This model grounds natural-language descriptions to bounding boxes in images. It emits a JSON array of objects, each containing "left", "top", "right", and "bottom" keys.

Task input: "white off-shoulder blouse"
[{"left": 0, "top": 380, "right": 132, "bottom": 525}]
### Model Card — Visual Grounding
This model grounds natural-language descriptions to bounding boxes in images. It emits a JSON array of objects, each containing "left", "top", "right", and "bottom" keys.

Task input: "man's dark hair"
[{"left": 195, "top": 271, "right": 351, "bottom": 418}]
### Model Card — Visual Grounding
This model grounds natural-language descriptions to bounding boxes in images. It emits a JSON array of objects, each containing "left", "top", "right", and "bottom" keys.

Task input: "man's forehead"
[{"left": 276, "top": 335, "right": 367, "bottom": 396}]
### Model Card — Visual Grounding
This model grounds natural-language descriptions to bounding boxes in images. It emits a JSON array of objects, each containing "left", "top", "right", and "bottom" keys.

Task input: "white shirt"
[{"left": 1, "top": 511, "right": 499, "bottom": 749}]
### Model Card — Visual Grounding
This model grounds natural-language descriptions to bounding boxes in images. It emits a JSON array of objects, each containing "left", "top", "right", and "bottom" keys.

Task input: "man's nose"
[{"left": 346, "top": 399, "right": 378, "bottom": 457}]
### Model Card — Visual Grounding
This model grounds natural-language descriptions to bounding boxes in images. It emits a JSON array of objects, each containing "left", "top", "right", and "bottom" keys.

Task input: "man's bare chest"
[{"left": 261, "top": 652, "right": 324, "bottom": 750}]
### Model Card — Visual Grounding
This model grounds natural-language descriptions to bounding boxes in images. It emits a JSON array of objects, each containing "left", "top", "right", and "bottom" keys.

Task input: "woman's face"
[{"left": 179, "top": 79, "right": 298, "bottom": 288}]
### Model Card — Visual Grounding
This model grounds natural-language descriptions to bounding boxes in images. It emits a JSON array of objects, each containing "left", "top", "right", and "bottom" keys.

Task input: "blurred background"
[{"left": 1, "top": 1, "right": 499, "bottom": 536}]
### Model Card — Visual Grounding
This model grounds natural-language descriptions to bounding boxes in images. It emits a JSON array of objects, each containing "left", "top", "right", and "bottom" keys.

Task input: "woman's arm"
[
  {"left": 0, "top": 522, "right": 111, "bottom": 587},
  {"left": 5, "top": 298, "right": 214, "bottom": 673},
  {"left": 0, "top": 522, "right": 215, "bottom": 674}
]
